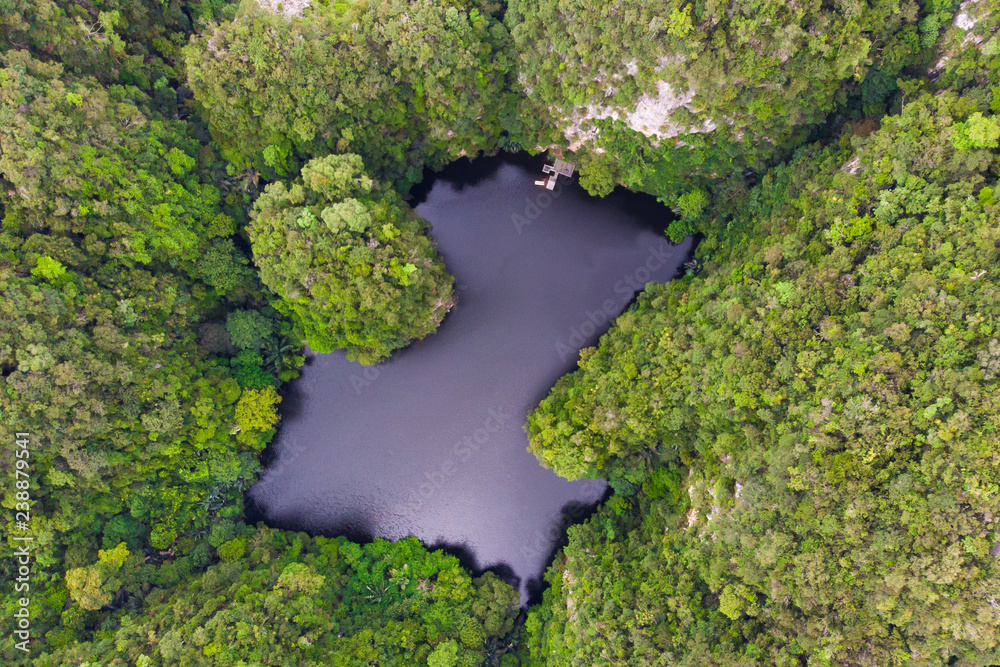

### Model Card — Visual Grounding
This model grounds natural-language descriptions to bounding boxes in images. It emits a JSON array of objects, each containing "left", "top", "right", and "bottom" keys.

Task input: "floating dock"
[{"left": 540, "top": 159, "right": 576, "bottom": 190}]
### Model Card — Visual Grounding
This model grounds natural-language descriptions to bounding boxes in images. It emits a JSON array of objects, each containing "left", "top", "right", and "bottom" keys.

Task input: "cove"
[{"left": 247, "top": 152, "right": 693, "bottom": 602}]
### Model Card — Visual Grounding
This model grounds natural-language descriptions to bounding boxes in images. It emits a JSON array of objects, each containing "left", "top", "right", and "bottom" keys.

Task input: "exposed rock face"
[
  {"left": 563, "top": 80, "right": 718, "bottom": 151},
  {"left": 256, "top": 0, "right": 310, "bottom": 17},
  {"left": 559, "top": 58, "right": 718, "bottom": 151},
  {"left": 562, "top": 567, "right": 578, "bottom": 622},
  {"left": 933, "top": 0, "right": 990, "bottom": 75},
  {"left": 955, "top": 0, "right": 986, "bottom": 32}
]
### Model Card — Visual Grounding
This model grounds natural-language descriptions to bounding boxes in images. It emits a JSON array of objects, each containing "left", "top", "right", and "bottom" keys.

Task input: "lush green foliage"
[
  {"left": 0, "top": 48, "right": 262, "bottom": 553},
  {"left": 0, "top": 0, "right": 238, "bottom": 91},
  {"left": 524, "top": 86, "right": 1000, "bottom": 665},
  {"left": 184, "top": 0, "right": 516, "bottom": 189},
  {"left": 5, "top": 0, "right": 999, "bottom": 664},
  {"left": 506, "top": 0, "right": 937, "bottom": 206},
  {"left": 0, "top": 3, "right": 513, "bottom": 661},
  {"left": 0, "top": 45, "right": 299, "bottom": 662},
  {"left": 36, "top": 529, "right": 521, "bottom": 666},
  {"left": 250, "top": 154, "right": 455, "bottom": 363}
]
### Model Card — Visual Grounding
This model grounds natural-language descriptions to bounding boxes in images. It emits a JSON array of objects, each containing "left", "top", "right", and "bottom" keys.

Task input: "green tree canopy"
[
  {"left": 249, "top": 154, "right": 454, "bottom": 363},
  {"left": 524, "top": 89, "right": 1000, "bottom": 665},
  {"left": 184, "top": 0, "right": 516, "bottom": 188},
  {"left": 37, "top": 530, "right": 520, "bottom": 667},
  {"left": 0, "top": 48, "right": 302, "bottom": 659},
  {"left": 507, "top": 0, "right": 931, "bottom": 200}
]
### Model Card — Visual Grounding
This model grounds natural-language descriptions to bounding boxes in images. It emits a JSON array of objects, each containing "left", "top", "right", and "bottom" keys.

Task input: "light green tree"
[
  {"left": 65, "top": 543, "right": 130, "bottom": 611},
  {"left": 249, "top": 154, "right": 454, "bottom": 363}
]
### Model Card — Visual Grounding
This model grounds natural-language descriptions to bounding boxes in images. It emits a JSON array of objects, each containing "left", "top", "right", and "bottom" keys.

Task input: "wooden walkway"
[{"left": 539, "top": 159, "right": 576, "bottom": 190}]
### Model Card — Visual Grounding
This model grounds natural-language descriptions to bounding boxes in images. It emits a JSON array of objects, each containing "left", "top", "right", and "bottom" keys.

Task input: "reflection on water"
[{"left": 247, "top": 152, "right": 693, "bottom": 603}]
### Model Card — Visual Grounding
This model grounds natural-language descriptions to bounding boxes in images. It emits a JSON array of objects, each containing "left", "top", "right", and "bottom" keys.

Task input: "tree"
[
  {"left": 577, "top": 154, "right": 618, "bottom": 197},
  {"left": 0, "top": 47, "right": 300, "bottom": 660},
  {"left": 37, "top": 531, "right": 520, "bottom": 667},
  {"left": 226, "top": 310, "right": 274, "bottom": 351},
  {"left": 65, "top": 543, "right": 134, "bottom": 611},
  {"left": 30, "top": 256, "right": 67, "bottom": 281},
  {"left": 184, "top": 0, "right": 516, "bottom": 189},
  {"left": 428, "top": 640, "right": 459, "bottom": 667},
  {"left": 506, "top": 0, "right": 926, "bottom": 201},
  {"left": 524, "top": 90, "right": 1000, "bottom": 665},
  {"left": 197, "top": 239, "right": 257, "bottom": 298},
  {"left": 249, "top": 154, "right": 454, "bottom": 363},
  {"left": 234, "top": 387, "right": 281, "bottom": 437}
]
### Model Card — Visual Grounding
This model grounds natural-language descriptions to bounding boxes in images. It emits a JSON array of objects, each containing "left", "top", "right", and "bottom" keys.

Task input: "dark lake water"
[{"left": 247, "top": 152, "right": 693, "bottom": 602}]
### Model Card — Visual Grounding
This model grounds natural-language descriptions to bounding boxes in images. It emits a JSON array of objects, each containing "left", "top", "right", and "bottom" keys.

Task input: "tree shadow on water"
[
  {"left": 525, "top": 491, "right": 610, "bottom": 606},
  {"left": 408, "top": 151, "right": 547, "bottom": 204},
  {"left": 425, "top": 540, "right": 523, "bottom": 593}
]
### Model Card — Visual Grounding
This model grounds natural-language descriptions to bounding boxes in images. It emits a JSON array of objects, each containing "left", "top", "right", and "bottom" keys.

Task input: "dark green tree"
[
  {"left": 524, "top": 88, "right": 1000, "bottom": 666},
  {"left": 35, "top": 530, "right": 520, "bottom": 667},
  {"left": 184, "top": 0, "right": 516, "bottom": 189}
]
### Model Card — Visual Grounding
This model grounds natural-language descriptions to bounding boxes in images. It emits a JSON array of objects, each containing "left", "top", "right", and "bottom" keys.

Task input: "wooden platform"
[{"left": 540, "top": 159, "right": 576, "bottom": 189}]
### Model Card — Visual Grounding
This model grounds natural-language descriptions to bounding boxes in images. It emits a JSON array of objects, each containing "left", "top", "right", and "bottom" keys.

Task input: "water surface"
[{"left": 248, "top": 153, "right": 692, "bottom": 601}]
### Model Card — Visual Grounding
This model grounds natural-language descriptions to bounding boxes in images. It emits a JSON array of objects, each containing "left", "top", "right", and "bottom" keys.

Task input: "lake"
[{"left": 247, "top": 152, "right": 693, "bottom": 602}]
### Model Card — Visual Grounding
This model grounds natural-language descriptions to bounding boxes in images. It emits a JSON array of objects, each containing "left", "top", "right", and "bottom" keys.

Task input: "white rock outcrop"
[
  {"left": 559, "top": 58, "right": 717, "bottom": 150},
  {"left": 256, "top": 0, "right": 310, "bottom": 17}
]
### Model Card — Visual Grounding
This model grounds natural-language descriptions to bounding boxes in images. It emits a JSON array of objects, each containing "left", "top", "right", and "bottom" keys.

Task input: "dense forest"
[{"left": 1, "top": 0, "right": 998, "bottom": 665}]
